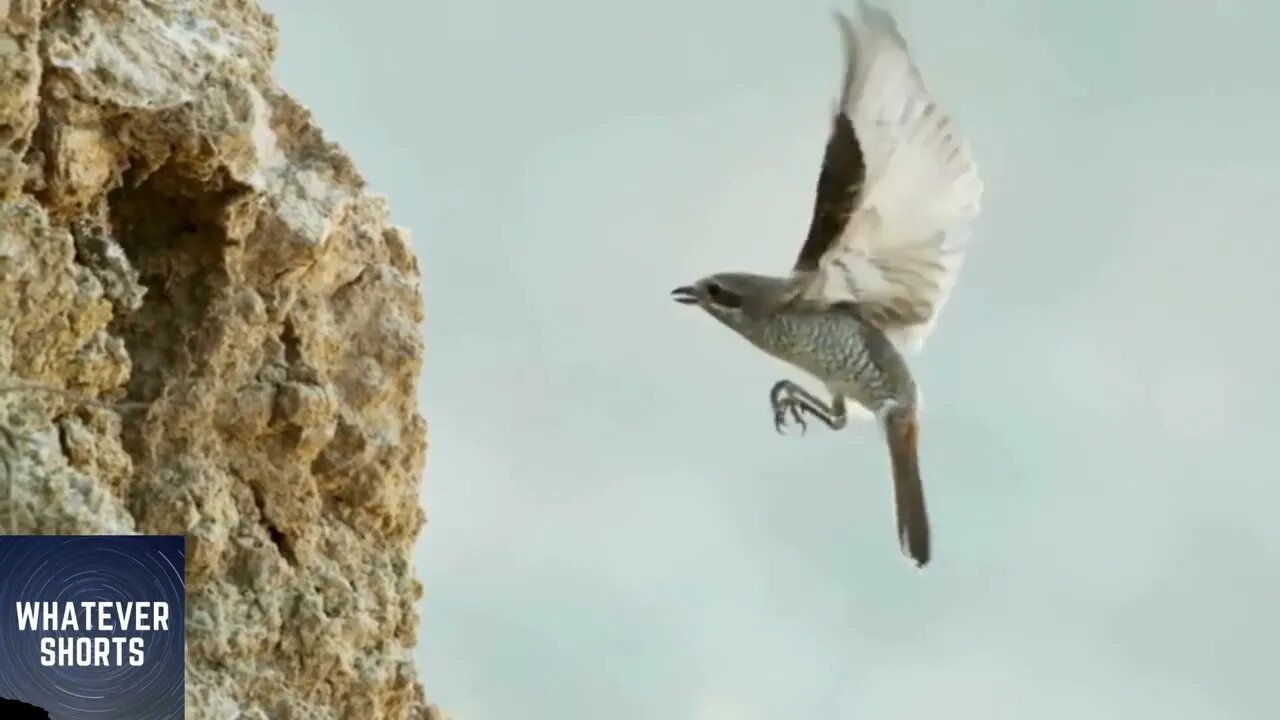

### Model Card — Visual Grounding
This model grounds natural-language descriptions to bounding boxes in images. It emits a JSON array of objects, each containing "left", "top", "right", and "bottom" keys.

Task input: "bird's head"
[{"left": 670, "top": 272, "right": 790, "bottom": 331}]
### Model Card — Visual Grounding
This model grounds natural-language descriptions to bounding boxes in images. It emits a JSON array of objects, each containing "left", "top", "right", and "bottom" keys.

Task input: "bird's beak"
[{"left": 670, "top": 285, "right": 699, "bottom": 305}]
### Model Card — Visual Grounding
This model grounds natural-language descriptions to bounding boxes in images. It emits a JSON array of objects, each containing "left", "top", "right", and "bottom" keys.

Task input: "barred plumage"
[{"left": 671, "top": 0, "right": 981, "bottom": 569}]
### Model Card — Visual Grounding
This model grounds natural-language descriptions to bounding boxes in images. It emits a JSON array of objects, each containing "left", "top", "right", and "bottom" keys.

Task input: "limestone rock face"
[{"left": 0, "top": 1, "right": 438, "bottom": 717}]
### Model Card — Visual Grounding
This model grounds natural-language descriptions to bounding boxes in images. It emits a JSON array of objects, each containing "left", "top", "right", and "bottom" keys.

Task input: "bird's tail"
[{"left": 884, "top": 405, "right": 930, "bottom": 567}]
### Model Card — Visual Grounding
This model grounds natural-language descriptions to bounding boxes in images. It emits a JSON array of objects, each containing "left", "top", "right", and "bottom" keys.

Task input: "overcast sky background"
[{"left": 262, "top": 1, "right": 1280, "bottom": 718}]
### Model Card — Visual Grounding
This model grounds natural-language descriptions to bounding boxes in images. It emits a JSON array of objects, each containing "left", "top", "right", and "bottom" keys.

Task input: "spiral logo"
[{"left": 0, "top": 536, "right": 185, "bottom": 719}]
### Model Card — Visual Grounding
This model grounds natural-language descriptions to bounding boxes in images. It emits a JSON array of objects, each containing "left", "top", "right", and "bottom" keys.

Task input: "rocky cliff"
[{"left": 0, "top": 0, "right": 436, "bottom": 717}]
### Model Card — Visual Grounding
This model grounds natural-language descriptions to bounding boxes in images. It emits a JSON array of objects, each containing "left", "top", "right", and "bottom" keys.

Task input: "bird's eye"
[{"left": 703, "top": 281, "right": 741, "bottom": 308}]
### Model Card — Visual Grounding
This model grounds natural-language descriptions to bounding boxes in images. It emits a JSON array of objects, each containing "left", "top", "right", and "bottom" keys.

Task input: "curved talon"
[
  {"left": 773, "top": 404, "right": 790, "bottom": 434},
  {"left": 790, "top": 403, "right": 808, "bottom": 434},
  {"left": 769, "top": 379, "right": 846, "bottom": 435},
  {"left": 771, "top": 396, "right": 810, "bottom": 435}
]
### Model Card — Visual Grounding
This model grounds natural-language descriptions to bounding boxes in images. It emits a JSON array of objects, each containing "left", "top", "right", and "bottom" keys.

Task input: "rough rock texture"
[{"left": 0, "top": 1, "right": 439, "bottom": 717}]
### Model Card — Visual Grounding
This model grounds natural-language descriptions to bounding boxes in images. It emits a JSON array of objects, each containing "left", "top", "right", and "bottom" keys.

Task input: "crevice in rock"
[
  {"left": 106, "top": 161, "right": 235, "bottom": 401},
  {"left": 103, "top": 159, "right": 257, "bottom": 466},
  {"left": 55, "top": 416, "right": 70, "bottom": 459},
  {"left": 249, "top": 480, "right": 297, "bottom": 568},
  {"left": 281, "top": 316, "right": 303, "bottom": 369}
]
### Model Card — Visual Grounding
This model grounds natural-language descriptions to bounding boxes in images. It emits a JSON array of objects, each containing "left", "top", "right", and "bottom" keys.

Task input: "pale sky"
[{"left": 263, "top": 1, "right": 1280, "bottom": 718}]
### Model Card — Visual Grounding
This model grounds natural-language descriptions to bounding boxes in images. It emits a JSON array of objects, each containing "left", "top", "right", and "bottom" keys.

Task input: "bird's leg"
[{"left": 769, "top": 380, "right": 848, "bottom": 434}]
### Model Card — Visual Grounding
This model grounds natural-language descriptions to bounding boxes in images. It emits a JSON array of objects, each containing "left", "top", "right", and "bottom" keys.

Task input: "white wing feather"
[{"left": 806, "top": 1, "right": 984, "bottom": 353}]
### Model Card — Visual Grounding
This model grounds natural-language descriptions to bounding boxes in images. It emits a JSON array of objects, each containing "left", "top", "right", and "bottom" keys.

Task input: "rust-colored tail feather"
[{"left": 884, "top": 406, "right": 931, "bottom": 567}]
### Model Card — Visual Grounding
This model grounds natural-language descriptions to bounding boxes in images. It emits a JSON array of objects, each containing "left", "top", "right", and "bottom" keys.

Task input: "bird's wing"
[{"left": 791, "top": 1, "right": 983, "bottom": 353}]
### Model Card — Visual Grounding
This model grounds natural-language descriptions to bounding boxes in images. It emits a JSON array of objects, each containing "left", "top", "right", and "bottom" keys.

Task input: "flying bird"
[{"left": 671, "top": 0, "right": 983, "bottom": 568}]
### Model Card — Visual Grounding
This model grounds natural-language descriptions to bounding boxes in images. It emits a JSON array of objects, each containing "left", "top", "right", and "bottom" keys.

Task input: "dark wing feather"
[
  {"left": 793, "top": 12, "right": 866, "bottom": 272},
  {"left": 790, "top": 2, "right": 983, "bottom": 354}
]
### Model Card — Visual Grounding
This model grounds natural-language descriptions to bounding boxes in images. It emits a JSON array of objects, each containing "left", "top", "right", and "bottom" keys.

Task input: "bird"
[{"left": 670, "top": 0, "right": 983, "bottom": 568}]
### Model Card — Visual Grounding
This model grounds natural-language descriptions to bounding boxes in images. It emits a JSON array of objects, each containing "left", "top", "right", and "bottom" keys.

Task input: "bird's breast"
[
  {"left": 743, "top": 308, "right": 913, "bottom": 408},
  {"left": 752, "top": 311, "right": 870, "bottom": 378}
]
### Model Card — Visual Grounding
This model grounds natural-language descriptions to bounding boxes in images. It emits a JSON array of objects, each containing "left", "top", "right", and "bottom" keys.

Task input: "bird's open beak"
[{"left": 670, "top": 285, "right": 699, "bottom": 305}]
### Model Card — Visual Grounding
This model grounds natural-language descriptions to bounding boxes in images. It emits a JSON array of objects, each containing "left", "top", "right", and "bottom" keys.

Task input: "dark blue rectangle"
[{"left": 0, "top": 535, "right": 185, "bottom": 720}]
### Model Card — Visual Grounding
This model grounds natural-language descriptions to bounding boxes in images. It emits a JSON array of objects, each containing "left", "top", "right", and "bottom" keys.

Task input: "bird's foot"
[
  {"left": 772, "top": 394, "right": 809, "bottom": 435},
  {"left": 768, "top": 379, "right": 848, "bottom": 435}
]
